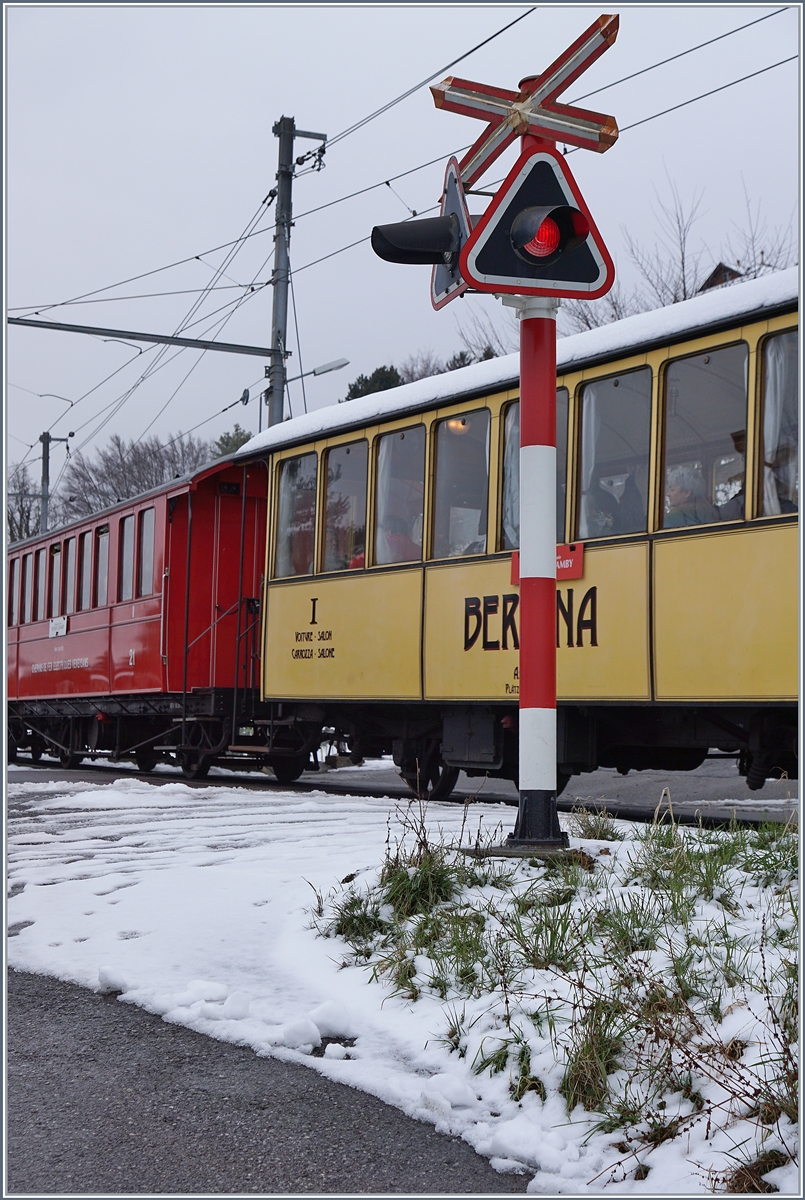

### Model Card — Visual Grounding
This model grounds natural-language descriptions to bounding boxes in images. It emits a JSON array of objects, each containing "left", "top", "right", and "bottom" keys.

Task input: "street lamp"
[{"left": 259, "top": 357, "right": 349, "bottom": 432}]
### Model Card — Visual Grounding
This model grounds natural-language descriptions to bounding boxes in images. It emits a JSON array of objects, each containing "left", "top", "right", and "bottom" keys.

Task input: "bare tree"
[
  {"left": 624, "top": 180, "right": 707, "bottom": 308},
  {"left": 455, "top": 306, "right": 518, "bottom": 360},
  {"left": 398, "top": 349, "right": 446, "bottom": 384},
  {"left": 7, "top": 461, "right": 41, "bottom": 542},
  {"left": 723, "top": 181, "right": 797, "bottom": 279},
  {"left": 559, "top": 281, "right": 649, "bottom": 335},
  {"left": 398, "top": 345, "right": 499, "bottom": 384},
  {"left": 56, "top": 431, "right": 214, "bottom": 522},
  {"left": 559, "top": 183, "right": 796, "bottom": 335}
]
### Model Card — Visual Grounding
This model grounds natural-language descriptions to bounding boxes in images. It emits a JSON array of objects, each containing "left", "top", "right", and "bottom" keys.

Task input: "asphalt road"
[{"left": 6, "top": 969, "right": 527, "bottom": 1196}]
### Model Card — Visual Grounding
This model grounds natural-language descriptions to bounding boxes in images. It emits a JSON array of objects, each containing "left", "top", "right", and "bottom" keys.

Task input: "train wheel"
[
  {"left": 402, "top": 762, "right": 460, "bottom": 803},
  {"left": 135, "top": 748, "right": 159, "bottom": 773},
  {"left": 270, "top": 755, "right": 307, "bottom": 785},
  {"left": 30, "top": 741, "right": 44, "bottom": 763},
  {"left": 59, "top": 753, "right": 83, "bottom": 769},
  {"left": 180, "top": 756, "right": 211, "bottom": 780}
]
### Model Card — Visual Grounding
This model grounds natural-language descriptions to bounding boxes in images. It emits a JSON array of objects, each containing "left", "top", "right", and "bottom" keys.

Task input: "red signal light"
[
  {"left": 571, "top": 211, "right": 589, "bottom": 240},
  {"left": 523, "top": 217, "right": 561, "bottom": 259}
]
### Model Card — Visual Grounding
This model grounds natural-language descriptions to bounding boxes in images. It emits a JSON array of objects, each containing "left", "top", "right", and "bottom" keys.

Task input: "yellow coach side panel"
[
  {"left": 557, "top": 542, "right": 651, "bottom": 700},
  {"left": 653, "top": 524, "right": 798, "bottom": 701},
  {"left": 263, "top": 570, "right": 423, "bottom": 700},
  {"left": 424, "top": 560, "right": 519, "bottom": 701},
  {"left": 422, "top": 543, "right": 651, "bottom": 701}
]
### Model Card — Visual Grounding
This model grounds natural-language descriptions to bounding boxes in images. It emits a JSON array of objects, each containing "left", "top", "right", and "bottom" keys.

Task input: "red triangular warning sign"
[{"left": 459, "top": 144, "right": 614, "bottom": 299}]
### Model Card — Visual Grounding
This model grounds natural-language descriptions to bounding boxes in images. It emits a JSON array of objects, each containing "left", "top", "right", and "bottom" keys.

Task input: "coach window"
[
  {"left": 119, "top": 515, "right": 135, "bottom": 601},
  {"left": 95, "top": 526, "right": 109, "bottom": 606},
  {"left": 137, "top": 507, "right": 155, "bottom": 596},
  {"left": 374, "top": 426, "right": 426, "bottom": 565},
  {"left": 662, "top": 343, "right": 748, "bottom": 528},
  {"left": 323, "top": 441, "right": 368, "bottom": 571},
  {"left": 34, "top": 549, "right": 47, "bottom": 621},
  {"left": 500, "top": 390, "right": 569, "bottom": 549},
  {"left": 49, "top": 545, "right": 62, "bottom": 618},
  {"left": 22, "top": 554, "right": 33, "bottom": 623},
  {"left": 578, "top": 368, "right": 651, "bottom": 539},
  {"left": 760, "top": 330, "right": 798, "bottom": 516},
  {"left": 275, "top": 453, "right": 317, "bottom": 578},
  {"left": 78, "top": 531, "right": 93, "bottom": 610},
  {"left": 64, "top": 536, "right": 77, "bottom": 614},
  {"left": 8, "top": 559, "right": 20, "bottom": 626},
  {"left": 432, "top": 409, "right": 490, "bottom": 558}
]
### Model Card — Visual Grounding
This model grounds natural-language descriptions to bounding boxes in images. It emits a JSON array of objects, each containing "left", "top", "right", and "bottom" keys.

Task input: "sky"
[
  {"left": 4, "top": 3, "right": 800, "bottom": 490},
  {"left": 7, "top": 763, "right": 799, "bottom": 1193}
]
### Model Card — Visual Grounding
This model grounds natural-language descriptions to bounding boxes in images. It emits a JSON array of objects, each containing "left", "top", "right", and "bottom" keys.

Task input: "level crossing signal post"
[{"left": 372, "top": 14, "right": 619, "bottom": 852}]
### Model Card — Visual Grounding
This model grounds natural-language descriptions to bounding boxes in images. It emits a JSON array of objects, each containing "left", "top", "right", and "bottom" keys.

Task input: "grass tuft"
[
  {"left": 569, "top": 805, "right": 624, "bottom": 842},
  {"left": 721, "top": 1148, "right": 790, "bottom": 1193},
  {"left": 313, "top": 800, "right": 798, "bottom": 1174},
  {"left": 559, "top": 1000, "right": 623, "bottom": 1113}
]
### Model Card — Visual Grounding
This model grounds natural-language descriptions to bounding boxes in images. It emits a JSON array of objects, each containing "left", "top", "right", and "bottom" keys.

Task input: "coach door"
[{"left": 210, "top": 465, "right": 268, "bottom": 692}]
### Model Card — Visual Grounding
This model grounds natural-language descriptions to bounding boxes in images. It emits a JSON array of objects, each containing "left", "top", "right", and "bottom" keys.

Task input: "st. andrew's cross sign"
[{"left": 431, "top": 12, "right": 619, "bottom": 188}]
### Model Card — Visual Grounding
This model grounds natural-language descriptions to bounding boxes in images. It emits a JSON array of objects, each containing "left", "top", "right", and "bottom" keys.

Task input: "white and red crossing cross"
[{"left": 431, "top": 13, "right": 619, "bottom": 188}]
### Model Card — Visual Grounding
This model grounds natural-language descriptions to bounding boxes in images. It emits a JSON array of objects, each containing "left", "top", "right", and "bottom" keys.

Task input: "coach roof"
[{"left": 239, "top": 267, "right": 798, "bottom": 460}]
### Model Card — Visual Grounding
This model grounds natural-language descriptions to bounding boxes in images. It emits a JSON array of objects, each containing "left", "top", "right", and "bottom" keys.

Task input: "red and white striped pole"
[
  {"left": 502, "top": 127, "right": 568, "bottom": 850},
  {"left": 506, "top": 295, "right": 567, "bottom": 848}
]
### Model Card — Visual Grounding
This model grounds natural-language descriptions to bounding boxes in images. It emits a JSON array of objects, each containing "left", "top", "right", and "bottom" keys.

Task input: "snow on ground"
[{"left": 6, "top": 775, "right": 799, "bottom": 1194}]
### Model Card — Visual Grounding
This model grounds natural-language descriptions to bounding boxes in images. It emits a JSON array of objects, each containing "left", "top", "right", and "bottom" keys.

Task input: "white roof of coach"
[{"left": 239, "top": 267, "right": 798, "bottom": 458}]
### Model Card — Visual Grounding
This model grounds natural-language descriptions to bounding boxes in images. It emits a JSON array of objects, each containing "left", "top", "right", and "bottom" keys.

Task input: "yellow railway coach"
[{"left": 242, "top": 269, "right": 799, "bottom": 800}]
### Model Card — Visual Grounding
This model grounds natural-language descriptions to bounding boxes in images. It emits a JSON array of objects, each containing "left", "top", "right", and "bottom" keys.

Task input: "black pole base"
[
  {"left": 511, "top": 788, "right": 567, "bottom": 844},
  {"left": 463, "top": 789, "right": 569, "bottom": 859}
]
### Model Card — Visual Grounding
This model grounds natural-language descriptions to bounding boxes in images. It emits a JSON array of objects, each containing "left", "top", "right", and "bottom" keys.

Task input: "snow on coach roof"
[{"left": 239, "top": 268, "right": 798, "bottom": 459}]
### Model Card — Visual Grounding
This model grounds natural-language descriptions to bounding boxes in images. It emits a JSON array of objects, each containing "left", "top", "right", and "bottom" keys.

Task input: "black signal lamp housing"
[{"left": 371, "top": 214, "right": 461, "bottom": 267}]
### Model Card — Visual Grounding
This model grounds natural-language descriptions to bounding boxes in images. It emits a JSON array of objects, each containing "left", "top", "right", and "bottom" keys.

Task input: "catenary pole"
[
  {"left": 38, "top": 431, "right": 72, "bottom": 534},
  {"left": 39, "top": 433, "right": 50, "bottom": 535},
  {"left": 266, "top": 117, "right": 295, "bottom": 428},
  {"left": 266, "top": 119, "right": 327, "bottom": 427}
]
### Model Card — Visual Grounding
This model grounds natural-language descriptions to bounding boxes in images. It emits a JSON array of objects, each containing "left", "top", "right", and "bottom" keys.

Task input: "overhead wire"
[
  {"left": 69, "top": 197, "right": 273, "bottom": 454},
  {"left": 288, "top": 261, "right": 307, "bottom": 417},
  {"left": 7, "top": 284, "right": 260, "bottom": 309},
  {"left": 13, "top": 9, "right": 796, "bottom": 465},
  {"left": 11, "top": 7, "right": 534, "bottom": 321},
  {"left": 313, "top": 7, "right": 537, "bottom": 151},
  {"left": 13, "top": 6, "right": 790, "bottom": 324},
  {"left": 290, "top": 52, "right": 799, "bottom": 274},
  {"left": 123, "top": 225, "right": 280, "bottom": 452},
  {"left": 570, "top": 7, "right": 788, "bottom": 103}
]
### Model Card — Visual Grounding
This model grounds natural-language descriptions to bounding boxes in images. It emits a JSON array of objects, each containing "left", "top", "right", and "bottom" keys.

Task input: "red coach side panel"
[
  {"left": 163, "top": 462, "right": 267, "bottom": 694},
  {"left": 8, "top": 495, "right": 168, "bottom": 700},
  {"left": 8, "top": 459, "right": 267, "bottom": 704}
]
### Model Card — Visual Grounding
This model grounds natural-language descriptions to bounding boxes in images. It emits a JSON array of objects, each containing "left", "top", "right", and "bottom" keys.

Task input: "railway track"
[{"left": 8, "top": 755, "right": 797, "bottom": 828}]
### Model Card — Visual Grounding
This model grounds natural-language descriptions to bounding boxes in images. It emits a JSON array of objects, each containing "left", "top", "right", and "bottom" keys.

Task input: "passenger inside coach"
[{"left": 664, "top": 463, "right": 720, "bottom": 527}]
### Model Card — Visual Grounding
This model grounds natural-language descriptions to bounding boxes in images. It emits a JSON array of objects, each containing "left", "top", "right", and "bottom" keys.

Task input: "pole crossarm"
[
  {"left": 8, "top": 316, "right": 273, "bottom": 358},
  {"left": 431, "top": 12, "right": 618, "bottom": 186}
]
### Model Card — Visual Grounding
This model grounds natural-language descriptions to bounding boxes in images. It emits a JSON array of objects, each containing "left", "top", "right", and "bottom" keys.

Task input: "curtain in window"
[
  {"left": 501, "top": 404, "right": 520, "bottom": 550},
  {"left": 763, "top": 334, "right": 798, "bottom": 516}
]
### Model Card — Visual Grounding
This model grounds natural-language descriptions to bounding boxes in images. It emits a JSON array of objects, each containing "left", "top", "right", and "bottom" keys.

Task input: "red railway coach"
[{"left": 7, "top": 458, "right": 268, "bottom": 777}]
